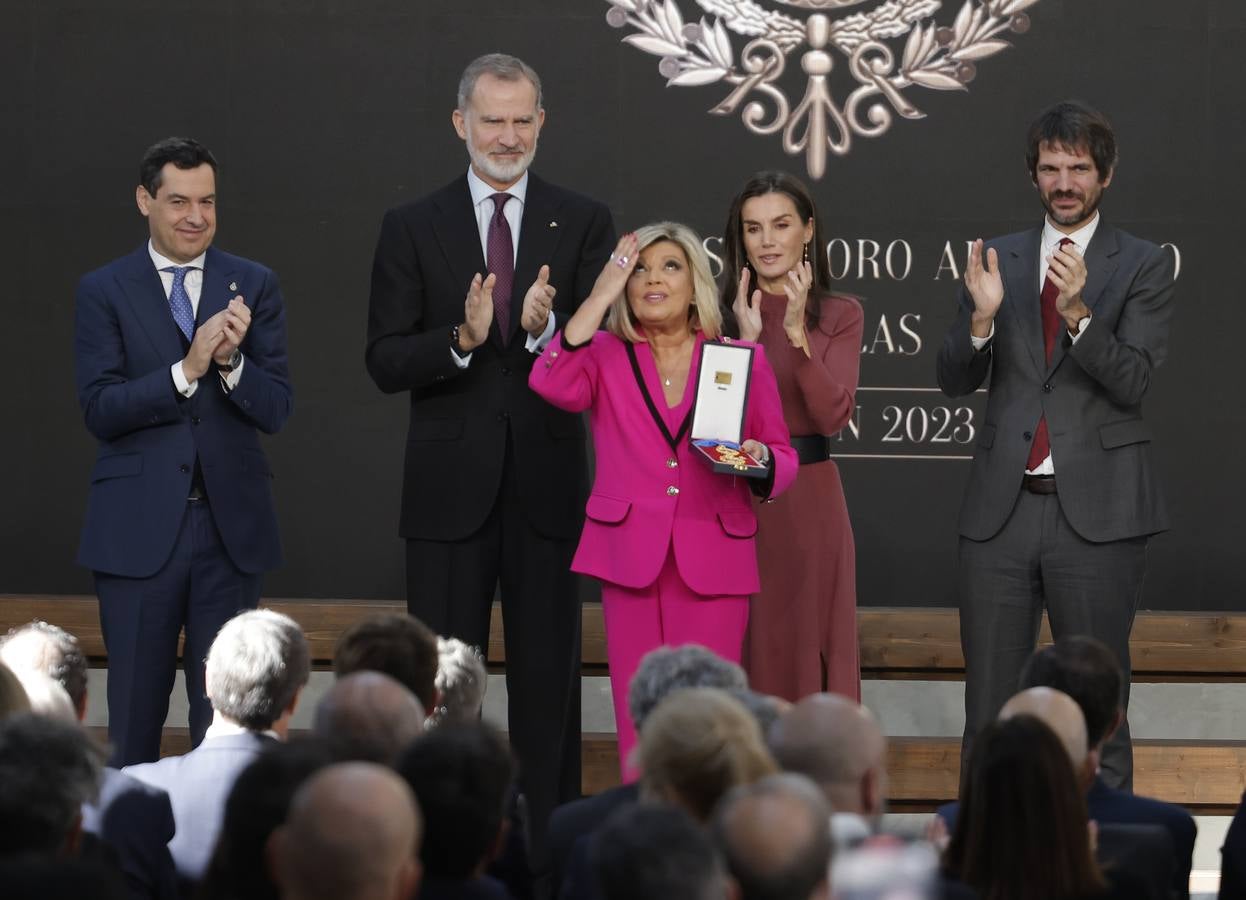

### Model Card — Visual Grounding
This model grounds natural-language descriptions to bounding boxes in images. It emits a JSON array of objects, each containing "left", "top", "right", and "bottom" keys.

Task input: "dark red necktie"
[
  {"left": 486, "top": 192, "right": 514, "bottom": 341},
  {"left": 1025, "top": 237, "right": 1074, "bottom": 471}
]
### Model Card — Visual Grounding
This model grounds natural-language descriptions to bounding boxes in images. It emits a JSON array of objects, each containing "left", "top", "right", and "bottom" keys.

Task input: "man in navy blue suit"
[{"left": 74, "top": 137, "right": 292, "bottom": 766}]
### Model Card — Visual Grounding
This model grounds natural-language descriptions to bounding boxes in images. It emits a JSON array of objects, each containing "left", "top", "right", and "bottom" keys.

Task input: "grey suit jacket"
[{"left": 937, "top": 221, "right": 1175, "bottom": 543}]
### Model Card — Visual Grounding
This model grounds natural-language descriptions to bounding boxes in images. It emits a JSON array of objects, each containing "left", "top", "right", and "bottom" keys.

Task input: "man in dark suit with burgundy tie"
[
  {"left": 937, "top": 101, "right": 1175, "bottom": 790},
  {"left": 75, "top": 137, "right": 292, "bottom": 767},
  {"left": 365, "top": 53, "right": 615, "bottom": 868}
]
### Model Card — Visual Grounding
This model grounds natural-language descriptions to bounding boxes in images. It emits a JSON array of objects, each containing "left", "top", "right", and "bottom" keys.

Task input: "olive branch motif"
[{"left": 605, "top": 0, "right": 1042, "bottom": 178}]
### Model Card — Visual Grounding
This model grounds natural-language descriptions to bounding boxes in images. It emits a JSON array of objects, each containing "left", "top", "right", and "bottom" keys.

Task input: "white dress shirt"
[
  {"left": 150, "top": 241, "right": 244, "bottom": 396},
  {"left": 969, "top": 214, "right": 1098, "bottom": 474},
  {"left": 451, "top": 167, "right": 556, "bottom": 367}
]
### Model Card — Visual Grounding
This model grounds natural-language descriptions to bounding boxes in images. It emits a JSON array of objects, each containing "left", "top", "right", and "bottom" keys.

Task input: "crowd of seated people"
[{"left": 0, "top": 611, "right": 1239, "bottom": 900}]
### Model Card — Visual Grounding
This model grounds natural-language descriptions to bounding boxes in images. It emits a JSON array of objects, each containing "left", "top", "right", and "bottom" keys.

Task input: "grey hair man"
[
  {"left": 549, "top": 645, "right": 748, "bottom": 896},
  {"left": 313, "top": 670, "right": 425, "bottom": 764},
  {"left": 125, "top": 609, "right": 310, "bottom": 890},
  {"left": 768, "top": 694, "right": 889, "bottom": 851},
  {"left": 1, "top": 620, "right": 181, "bottom": 900},
  {"left": 0, "top": 621, "right": 89, "bottom": 718},
  {"left": 0, "top": 713, "right": 104, "bottom": 856},
  {"left": 713, "top": 773, "right": 833, "bottom": 900},
  {"left": 269, "top": 762, "right": 422, "bottom": 900}
]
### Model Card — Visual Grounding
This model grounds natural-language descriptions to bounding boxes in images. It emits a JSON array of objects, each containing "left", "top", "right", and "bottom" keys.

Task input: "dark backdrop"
[{"left": 3, "top": 0, "right": 1242, "bottom": 609}]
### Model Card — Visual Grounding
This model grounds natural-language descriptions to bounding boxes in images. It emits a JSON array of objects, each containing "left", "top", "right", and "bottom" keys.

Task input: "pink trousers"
[{"left": 600, "top": 549, "right": 749, "bottom": 781}]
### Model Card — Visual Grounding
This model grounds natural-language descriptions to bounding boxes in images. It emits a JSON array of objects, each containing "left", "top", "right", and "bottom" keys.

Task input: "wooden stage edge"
[
  {"left": 6, "top": 595, "right": 1244, "bottom": 808},
  {"left": 3, "top": 596, "right": 1246, "bottom": 678}
]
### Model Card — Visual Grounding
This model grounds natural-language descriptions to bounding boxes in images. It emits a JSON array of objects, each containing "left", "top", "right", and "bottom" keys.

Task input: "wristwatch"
[{"left": 219, "top": 349, "right": 242, "bottom": 373}]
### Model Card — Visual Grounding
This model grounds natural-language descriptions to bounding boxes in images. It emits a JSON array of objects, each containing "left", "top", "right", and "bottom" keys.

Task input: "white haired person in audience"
[
  {"left": 0, "top": 661, "right": 31, "bottom": 718},
  {"left": 1, "top": 619, "right": 180, "bottom": 900},
  {"left": 124, "top": 609, "right": 309, "bottom": 893},
  {"left": 429, "top": 637, "right": 488, "bottom": 727}
]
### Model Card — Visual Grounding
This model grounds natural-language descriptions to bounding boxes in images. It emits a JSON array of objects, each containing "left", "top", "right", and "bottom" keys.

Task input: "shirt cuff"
[
  {"left": 450, "top": 346, "right": 472, "bottom": 368},
  {"left": 1069, "top": 314, "right": 1090, "bottom": 344},
  {"left": 970, "top": 323, "right": 995, "bottom": 351},
  {"left": 171, "top": 362, "right": 198, "bottom": 398},
  {"left": 219, "top": 356, "right": 244, "bottom": 392},
  {"left": 525, "top": 314, "right": 557, "bottom": 354}
]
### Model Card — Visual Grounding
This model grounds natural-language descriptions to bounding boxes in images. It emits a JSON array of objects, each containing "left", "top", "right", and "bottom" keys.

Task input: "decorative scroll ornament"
[{"left": 604, "top": 0, "right": 1041, "bottom": 178}]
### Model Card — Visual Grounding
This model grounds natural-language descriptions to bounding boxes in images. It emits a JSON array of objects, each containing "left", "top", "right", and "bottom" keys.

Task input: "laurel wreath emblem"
[{"left": 605, "top": 0, "right": 1042, "bottom": 178}]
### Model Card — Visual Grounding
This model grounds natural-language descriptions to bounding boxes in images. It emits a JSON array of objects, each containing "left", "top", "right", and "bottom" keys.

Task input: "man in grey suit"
[{"left": 937, "top": 100, "right": 1175, "bottom": 790}]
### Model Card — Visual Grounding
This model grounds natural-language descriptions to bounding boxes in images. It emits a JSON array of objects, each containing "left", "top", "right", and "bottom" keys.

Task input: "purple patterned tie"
[{"left": 487, "top": 192, "right": 514, "bottom": 341}]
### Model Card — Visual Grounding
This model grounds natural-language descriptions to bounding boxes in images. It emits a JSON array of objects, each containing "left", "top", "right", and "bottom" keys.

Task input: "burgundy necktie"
[
  {"left": 1025, "top": 237, "right": 1074, "bottom": 471},
  {"left": 486, "top": 192, "right": 514, "bottom": 341}
]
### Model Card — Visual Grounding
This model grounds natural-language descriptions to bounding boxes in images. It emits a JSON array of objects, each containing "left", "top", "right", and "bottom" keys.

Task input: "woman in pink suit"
[
  {"left": 720, "top": 171, "right": 864, "bottom": 703},
  {"left": 529, "top": 222, "right": 796, "bottom": 778}
]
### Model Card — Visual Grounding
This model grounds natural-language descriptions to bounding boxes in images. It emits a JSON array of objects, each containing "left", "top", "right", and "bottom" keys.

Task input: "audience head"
[
  {"left": 713, "top": 773, "right": 832, "bottom": 900},
  {"left": 396, "top": 721, "right": 516, "bottom": 879},
  {"left": 430, "top": 637, "right": 488, "bottom": 727},
  {"left": 999, "top": 686, "right": 1091, "bottom": 788},
  {"left": 628, "top": 644, "right": 748, "bottom": 733},
  {"left": 314, "top": 671, "right": 425, "bottom": 764},
  {"left": 1020, "top": 636, "right": 1124, "bottom": 754},
  {"left": 639, "top": 687, "right": 778, "bottom": 822},
  {"left": 15, "top": 670, "right": 77, "bottom": 722},
  {"left": 607, "top": 222, "right": 725, "bottom": 342},
  {"left": 590, "top": 804, "right": 731, "bottom": 900},
  {"left": 726, "top": 688, "right": 789, "bottom": 738},
  {"left": 0, "top": 662, "right": 31, "bottom": 719},
  {"left": 334, "top": 613, "right": 439, "bottom": 712},
  {"left": 768, "top": 693, "right": 888, "bottom": 819},
  {"left": 206, "top": 609, "right": 310, "bottom": 734},
  {"left": 944, "top": 715, "right": 1103, "bottom": 900},
  {"left": 0, "top": 621, "right": 89, "bottom": 719},
  {"left": 269, "top": 762, "right": 422, "bottom": 900},
  {"left": 0, "top": 713, "right": 104, "bottom": 855},
  {"left": 199, "top": 738, "right": 335, "bottom": 900}
]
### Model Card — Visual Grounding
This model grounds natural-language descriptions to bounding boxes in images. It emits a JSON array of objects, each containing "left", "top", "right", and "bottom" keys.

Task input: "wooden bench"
[{"left": 5, "top": 596, "right": 1244, "bottom": 809}]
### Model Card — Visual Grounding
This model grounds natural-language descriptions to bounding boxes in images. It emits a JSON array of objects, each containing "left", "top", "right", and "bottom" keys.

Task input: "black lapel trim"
[{"left": 625, "top": 343, "right": 693, "bottom": 453}]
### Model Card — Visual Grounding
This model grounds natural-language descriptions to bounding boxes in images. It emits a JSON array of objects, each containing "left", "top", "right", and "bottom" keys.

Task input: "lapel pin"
[
  {"left": 229, "top": 281, "right": 238, "bottom": 292},
  {"left": 549, "top": 221, "right": 558, "bottom": 228}
]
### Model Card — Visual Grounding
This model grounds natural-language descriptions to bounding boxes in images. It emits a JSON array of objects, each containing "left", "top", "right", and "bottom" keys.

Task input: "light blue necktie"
[{"left": 163, "top": 266, "right": 195, "bottom": 341}]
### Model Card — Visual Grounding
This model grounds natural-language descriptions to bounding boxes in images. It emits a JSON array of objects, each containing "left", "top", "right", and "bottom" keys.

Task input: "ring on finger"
[{"left": 616, "top": 255, "right": 629, "bottom": 268}]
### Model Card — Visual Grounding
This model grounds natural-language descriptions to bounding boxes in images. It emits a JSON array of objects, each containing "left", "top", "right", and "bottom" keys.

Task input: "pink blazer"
[{"left": 529, "top": 330, "right": 796, "bottom": 596}]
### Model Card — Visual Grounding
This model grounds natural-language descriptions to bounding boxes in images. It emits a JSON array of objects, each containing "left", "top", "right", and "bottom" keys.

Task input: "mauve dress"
[{"left": 743, "top": 290, "right": 864, "bottom": 701}]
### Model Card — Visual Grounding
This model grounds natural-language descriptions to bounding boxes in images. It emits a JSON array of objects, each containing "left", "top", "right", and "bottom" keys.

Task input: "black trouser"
[
  {"left": 959, "top": 489, "right": 1146, "bottom": 790},
  {"left": 406, "top": 435, "right": 582, "bottom": 871}
]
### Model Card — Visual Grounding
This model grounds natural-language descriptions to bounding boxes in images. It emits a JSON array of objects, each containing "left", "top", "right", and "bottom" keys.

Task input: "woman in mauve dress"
[{"left": 720, "top": 170, "right": 864, "bottom": 702}]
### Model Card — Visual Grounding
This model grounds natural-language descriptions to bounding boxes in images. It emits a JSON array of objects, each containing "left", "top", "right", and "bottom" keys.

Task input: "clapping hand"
[
  {"left": 521, "top": 265, "right": 557, "bottom": 337},
  {"left": 732, "top": 267, "right": 763, "bottom": 342},
  {"left": 781, "top": 261, "right": 813, "bottom": 356},
  {"left": 966, "top": 238, "right": 1003, "bottom": 338},
  {"left": 459, "top": 273, "right": 496, "bottom": 353}
]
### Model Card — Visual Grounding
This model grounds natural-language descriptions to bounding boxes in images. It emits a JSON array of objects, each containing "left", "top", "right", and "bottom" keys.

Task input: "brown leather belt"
[{"left": 1023, "top": 474, "right": 1057, "bottom": 495}]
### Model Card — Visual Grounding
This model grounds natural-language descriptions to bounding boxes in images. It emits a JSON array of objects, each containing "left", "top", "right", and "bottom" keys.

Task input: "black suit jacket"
[
  {"left": 81, "top": 767, "right": 178, "bottom": 900},
  {"left": 548, "top": 783, "right": 640, "bottom": 897},
  {"left": 366, "top": 172, "right": 615, "bottom": 541},
  {"left": 1220, "top": 790, "right": 1246, "bottom": 900},
  {"left": 937, "top": 221, "right": 1174, "bottom": 542}
]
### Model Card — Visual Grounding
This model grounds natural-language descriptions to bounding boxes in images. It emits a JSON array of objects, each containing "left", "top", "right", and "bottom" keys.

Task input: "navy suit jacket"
[
  {"left": 81, "top": 767, "right": 178, "bottom": 900},
  {"left": 124, "top": 731, "right": 277, "bottom": 892},
  {"left": 938, "top": 776, "right": 1195, "bottom": 899},
  {"left": 75, "top": 244, "right": 292, "bottom": 577}
]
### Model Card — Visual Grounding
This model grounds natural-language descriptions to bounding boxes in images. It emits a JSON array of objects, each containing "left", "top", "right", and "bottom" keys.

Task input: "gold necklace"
[{"left": 654, "top": 342, "right": 692, "bottom": 389}]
